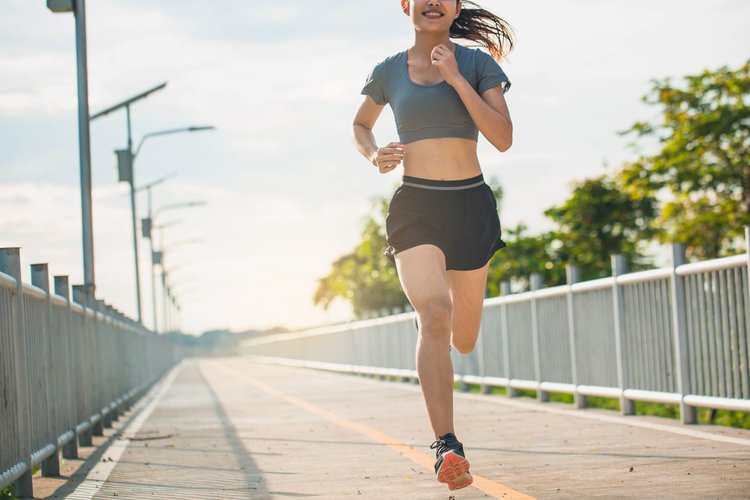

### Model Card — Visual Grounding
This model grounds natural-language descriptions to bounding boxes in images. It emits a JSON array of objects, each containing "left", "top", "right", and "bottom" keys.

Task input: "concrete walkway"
[{"left": 35, "top": 357, "right": 750, "bottom": 499}]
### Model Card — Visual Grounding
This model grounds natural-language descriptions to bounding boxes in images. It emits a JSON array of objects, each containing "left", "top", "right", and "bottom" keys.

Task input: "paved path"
[{"left": 38, "top": 357, "right": 750, "bottom": 499}]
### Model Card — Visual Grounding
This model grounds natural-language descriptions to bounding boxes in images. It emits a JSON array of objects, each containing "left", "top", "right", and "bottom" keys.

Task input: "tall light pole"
[
  {"left": 136, "top": 173, "right": 177, "bottom": 331},
  {"left": 89, "top": 82, "right": 167, "bottom": 323},
  {"left": 150, "top": 219, "right": 181, "bottom": 333},
  {"left": 89, "top": 82, "right": 213, "bottom": 323},
  {"left": 148, "top": 201, "right": 205, "bottom": 332},
  {"left": 124, "top": 125, "right": 213, "bottom": 323},
  {"left": 134, "top": 126, "right": 215, "bottom": 156},
  {"left": 47, "top": 0, "right": 96, "bottom": 304}
]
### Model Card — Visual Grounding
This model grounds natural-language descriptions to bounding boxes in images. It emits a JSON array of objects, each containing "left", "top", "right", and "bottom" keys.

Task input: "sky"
[{"left": 1, "top": 0, "right": 749, "bottom": 334}]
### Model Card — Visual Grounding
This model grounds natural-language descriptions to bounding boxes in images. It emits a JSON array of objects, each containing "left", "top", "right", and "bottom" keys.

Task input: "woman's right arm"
[{"left": 352, "top": 96, "right": 404, "bottom": 174}]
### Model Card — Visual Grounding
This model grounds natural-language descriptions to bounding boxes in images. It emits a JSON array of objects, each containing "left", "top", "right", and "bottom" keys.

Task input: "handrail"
[
  {"left": 244, "top": 236, "right": 750, "bottom": 426},
  {"left": 0, "top": 247, "right": 183, "bottom": 495}
]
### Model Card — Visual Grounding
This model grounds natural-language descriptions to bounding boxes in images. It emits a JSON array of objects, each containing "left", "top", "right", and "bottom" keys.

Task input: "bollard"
[
  {"left": 0, "top": 248, "right": 34, "bottom": 498},
  {"left": 566, "top": 265, "right": 586, "bottom": 408},
  {"left": 55, "top": 275, "right": 79, "bottom": 459},
  {"left": 31, "top": 264, "right": 61, "bottom": 477}
]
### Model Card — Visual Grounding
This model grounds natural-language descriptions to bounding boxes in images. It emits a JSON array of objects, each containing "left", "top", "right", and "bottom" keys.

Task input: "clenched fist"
[{"left": 372, "top": 142, "right": 406, "bottom": 174}]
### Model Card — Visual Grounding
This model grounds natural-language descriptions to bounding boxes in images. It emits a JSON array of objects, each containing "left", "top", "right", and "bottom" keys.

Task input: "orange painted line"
[{"left": 211, "top": 362, "right": 535, "bottom": 500}]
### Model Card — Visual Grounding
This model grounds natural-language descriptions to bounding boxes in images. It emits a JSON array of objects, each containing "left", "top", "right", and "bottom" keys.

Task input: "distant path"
[{"left": 58, "top": 357, "right": 750, "bottom": 499}]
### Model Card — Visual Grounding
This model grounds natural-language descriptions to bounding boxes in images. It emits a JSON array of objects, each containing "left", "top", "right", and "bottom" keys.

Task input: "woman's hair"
[{"left": 449, "top": 1, "right": 515, "bottom": 61}]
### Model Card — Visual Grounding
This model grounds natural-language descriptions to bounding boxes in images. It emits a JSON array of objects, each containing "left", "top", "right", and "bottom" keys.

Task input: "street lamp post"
[
  {"left": 123, "top": 126, "right": 213, "bottom": 324},
  {"left": 46, "top": 0, "right": 96, "bottom": 302},
  {"left": 89, "top": 85, "right": 213, "bottom": 324},
  {"left": 149, "top": 219, "right": 178, "bottom": 333},
  {"left": 147, "top": 202, "right": 205, "bottom": 332},
  {"left": 89, "top": 82, "right": 167, "bottom": 323},
  {"left": 136, "top": 173, "right": 177, "bottom": 331}
]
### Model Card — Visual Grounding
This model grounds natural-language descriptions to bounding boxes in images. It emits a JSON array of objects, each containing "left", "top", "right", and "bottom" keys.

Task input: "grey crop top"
[{"left": 361, "top": 44, "right": 511, "bottom": 144}]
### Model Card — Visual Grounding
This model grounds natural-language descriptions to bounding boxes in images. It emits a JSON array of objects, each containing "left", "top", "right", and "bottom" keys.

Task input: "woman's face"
[{"left": 402, "top": 0, "right": 461, "bottom": 33}]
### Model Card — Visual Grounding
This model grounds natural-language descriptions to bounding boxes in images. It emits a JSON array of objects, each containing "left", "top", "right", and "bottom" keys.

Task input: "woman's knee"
[
  {"left": 416, "top": 297, "right": 453, "bottom": 336},
  {"left": 451, "top": 333, "right": 478, "bottom": 355}
]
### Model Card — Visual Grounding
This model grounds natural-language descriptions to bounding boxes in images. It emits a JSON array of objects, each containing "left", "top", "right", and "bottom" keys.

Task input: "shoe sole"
[
  {"left": 436, "top": 451, "right": 473, "bottom": 490},
  {"left": 448, "top": 471, "right": 473, "bottom": 491}
]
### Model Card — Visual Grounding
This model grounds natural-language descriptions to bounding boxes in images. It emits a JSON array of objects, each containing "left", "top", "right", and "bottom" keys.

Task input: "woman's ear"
[
  {"left": 401, "top": 0, "right": 409, "bottom": 15},
  {"left": 455, "top": 1, "right": 462, "bottom": 19}
]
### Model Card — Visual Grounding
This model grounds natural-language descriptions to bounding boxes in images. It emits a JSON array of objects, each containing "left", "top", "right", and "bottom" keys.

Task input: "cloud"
[
  {"left": 0, "top": 179, "right": 363, "bottom": 332},
  {"left": 2, "top": 0, "right": 750, "bottom": 333}
]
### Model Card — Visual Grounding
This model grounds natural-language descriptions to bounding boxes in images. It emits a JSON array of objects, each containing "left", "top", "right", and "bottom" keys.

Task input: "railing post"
[
  {"left": 89, "top": 294, "right": 104, "bottom": 437},
  {"left": 612, "top": 255, "right": 634, "bottom": 415},
  {"left": 0, "top": 248, "right": 34, "bottom": 498},
  {"left": 104, "top": 303, "right": 122, "bottom": 423},
  {"left": 530, "top": 273, "right": 547, "bottom": 402},
  {"left": 671, "top": 243, "right": 696, "bottom": 424},
  {"left": 31, "top": 264, "right": 61, "bottom": 476},
  {"left": 566, "top": 265, "right": 585, "bottom": 408},
  {"left": 500, "top": 281, "right": 518, "bottom": 397},
  {"left": 96, "top": 299, "right": 114, "bottom": 429},
  {"left": 72, "top": 285, "right": 94, "bottom": 446},
  {"left": 478, "top": 287, "right": 490, "bottom": 394},
  {"left": 55, "top": 275, "right": 79, "bottom": 459}
]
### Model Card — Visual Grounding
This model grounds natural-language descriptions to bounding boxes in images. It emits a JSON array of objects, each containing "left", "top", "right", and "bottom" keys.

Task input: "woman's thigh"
[
  {"left": 446, "top": 262, "right": 490, "bottom": 352},
  {"left": 395, "top": 244, "right": 452, "bottom": 316}
]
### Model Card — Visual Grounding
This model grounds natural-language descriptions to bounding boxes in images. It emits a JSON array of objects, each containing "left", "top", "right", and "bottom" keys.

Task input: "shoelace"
[
  {"left": 430, "top": 438, "right": 448, "bottom": 457},
  {"left": 430, "top": 436, "right": 459, "bottom": 458}
]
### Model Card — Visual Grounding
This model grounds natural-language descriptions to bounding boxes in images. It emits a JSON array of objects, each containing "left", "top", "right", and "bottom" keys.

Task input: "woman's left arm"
[
  {"left": 454, "top": 82, "right": 512, "bottom": 152},
  {"left": 432, "top": 44, "right": 513, "bottom": 152}
]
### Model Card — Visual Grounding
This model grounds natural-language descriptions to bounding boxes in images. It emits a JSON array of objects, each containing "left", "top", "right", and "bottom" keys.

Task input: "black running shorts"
[{"left": 384, "top": 174, "right": 507, "bottom": 271}]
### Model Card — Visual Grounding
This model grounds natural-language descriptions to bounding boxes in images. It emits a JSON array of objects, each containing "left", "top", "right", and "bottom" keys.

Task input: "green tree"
[
  {"left": 315, "top": 176, "right": 508, "bottom": 312},
  {"left": 486, "top": 224, "right": 564, "bottom": 295},
  {"left": 544, "top": 174, "right": 658, "bottom": 280},
  {"left": 486, "top": 176, "right": 567, "bottom": 294},
  {"left": 620, "top": 59, "right": 750, "bottom": 259},
  {"left": 313, "top": 197, "right": 407, "bottom": 318}
]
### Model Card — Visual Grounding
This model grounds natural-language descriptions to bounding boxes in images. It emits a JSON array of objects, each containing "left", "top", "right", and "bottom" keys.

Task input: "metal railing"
[
  {"left": 0, "top": 247, "right": 182, "bottom": 497},
  {"left": 245, "top": 230, "right": 750, "bottom": 425}
]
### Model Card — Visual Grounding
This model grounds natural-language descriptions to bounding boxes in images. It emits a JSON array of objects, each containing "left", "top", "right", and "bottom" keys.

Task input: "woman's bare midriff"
[{"left": 402, "top": 137, "right": 482, "bottom": 180}]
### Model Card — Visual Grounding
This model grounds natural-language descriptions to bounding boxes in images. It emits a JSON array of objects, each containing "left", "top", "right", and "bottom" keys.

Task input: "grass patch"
[
  {"left": 493, "top": 389, "right": 750, "bottom": 430},
  {"left": 698, "top": 408, "right": 750, "bottom": 429},
  {"left": 514, "top": 388, "right": 537, "bottom": 399},
  {"left": 355, "top": 369, "right": 750, "bottom": 429},
  {"left": 635, "top": 400, "right": 679, "bottom": 419},
  {"left": 1, "top": 484, "right": 17, "bottom": 500},
  {"left": 549, "top": 392, "right": 574, "bottom": 404},
  {"left": 487, "top": 385, "right": 507, "bottom": 396},
  {"left": 585, "top": 395, "right": 621, "bottom": 412}
]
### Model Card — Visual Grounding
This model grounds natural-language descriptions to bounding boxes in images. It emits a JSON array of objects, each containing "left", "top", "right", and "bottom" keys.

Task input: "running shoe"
[{"left": 430, "top": 433, "right": 473, "bottom": 490}]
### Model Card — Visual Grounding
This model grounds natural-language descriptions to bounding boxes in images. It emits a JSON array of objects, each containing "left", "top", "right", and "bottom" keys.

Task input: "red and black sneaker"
[{"left": 430, "top": 433, "right": 473, "bottom": 490}]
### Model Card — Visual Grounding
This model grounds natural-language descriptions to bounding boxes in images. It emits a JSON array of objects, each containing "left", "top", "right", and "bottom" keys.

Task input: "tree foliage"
[
  {"left": 486, "top": 224, "right": 564, "bottom": 294},
  {"left": 313, "top": 197, "right": 407, "bottom": 318},
  {"left": 319, "top": 59, "right": 750, "bottom": 311},
  {"left": 544, "top": 174, "right": 658, "bottom": 280},
  {"left": 620, "top": 59, "right": 750, "bottom": 259}
]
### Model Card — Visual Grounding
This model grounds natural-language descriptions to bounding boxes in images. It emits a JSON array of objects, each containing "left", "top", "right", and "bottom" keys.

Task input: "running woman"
[{"left": 351, "top": 0, "right": 514, "bottom": 492}]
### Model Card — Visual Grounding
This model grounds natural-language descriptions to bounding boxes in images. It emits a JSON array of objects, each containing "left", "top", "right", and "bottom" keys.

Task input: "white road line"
[{"left": 66, "top": 360, "right": 186, "bottom": 500}]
